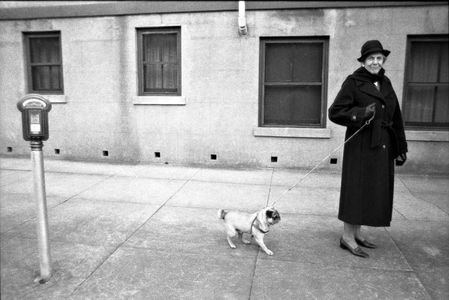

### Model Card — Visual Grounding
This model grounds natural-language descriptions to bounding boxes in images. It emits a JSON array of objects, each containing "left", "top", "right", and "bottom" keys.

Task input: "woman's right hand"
[{"left": 364, "top": 103, "right": 376, "bottom": 118}]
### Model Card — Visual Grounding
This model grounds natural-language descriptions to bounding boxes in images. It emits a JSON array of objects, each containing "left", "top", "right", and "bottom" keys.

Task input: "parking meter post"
[
  {"left": 17, "top": 94, "right": 53, "bottom": 283},
  {"left": 30, "top": 140, "right": 51, "bottom": 282}
]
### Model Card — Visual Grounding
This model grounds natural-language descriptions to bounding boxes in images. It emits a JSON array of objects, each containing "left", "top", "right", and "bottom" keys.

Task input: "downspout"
[{"left": 238, "top": 1, "right": 248, "bottom": 35}]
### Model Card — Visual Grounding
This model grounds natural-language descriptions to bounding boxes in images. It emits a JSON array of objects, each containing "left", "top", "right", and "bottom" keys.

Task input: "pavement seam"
[
  {"left": 69, "top": 168, "right": 201, "bottom": 296},
  {"left": 247, "top": 250, "right": 260, "bottom": 300},
  {"left": 393, "top": 207, "right": 407, "bottom": 220},
  {"left": 384, "top": 227, "right": 433, "bottom": 298},
  {"left": 397, "top": 176, "right": 449, "bottom": 218},
  {"left": 0, "top": 174, "right": 117, "bottom": 236},
  {"left": 0, "top": 173, "right": 109, "bottom": 237},
  {"left": 57, "top": 174, "right": 116, "bottom": 206}
]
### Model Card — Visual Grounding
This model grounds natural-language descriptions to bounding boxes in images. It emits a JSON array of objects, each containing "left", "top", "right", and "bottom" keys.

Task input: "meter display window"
[{"left": 29, "top": 110, "right": 42, "bottom": 134}]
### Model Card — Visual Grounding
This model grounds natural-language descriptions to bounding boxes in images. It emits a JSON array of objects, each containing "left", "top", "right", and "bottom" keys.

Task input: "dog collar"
[
  {"left": 251, "top": 217, "right": 269, "bottom": 234},
  {"left": 255, "top": 225, "right": 269, "bottom": 234}
]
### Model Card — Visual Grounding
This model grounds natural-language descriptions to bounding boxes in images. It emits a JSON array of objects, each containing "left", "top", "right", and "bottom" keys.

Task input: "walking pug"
[{"left": 217, "top": 207, "right": 281, "bottom": 255}]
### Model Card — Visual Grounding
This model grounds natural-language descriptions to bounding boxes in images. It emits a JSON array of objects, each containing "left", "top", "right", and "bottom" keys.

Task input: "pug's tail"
[{"left": 217, "top": 209, "right": 227, "bottom": 220}]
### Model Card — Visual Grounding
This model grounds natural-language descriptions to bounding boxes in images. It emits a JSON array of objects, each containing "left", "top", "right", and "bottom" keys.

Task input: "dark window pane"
[
  {"left": 264, "top": 85, "right": 321, "bottom": 125},
  {"left": 404, "top": 86, "right": 434, "bottom": 123},
  {"left": 50, "top": 66, "right": 60, "bottom": 89},
  {"left": 163, "top": 34, "right": 177, "bottom": 63},
  {"left": 440, "top": 42, "right": 448, "bottom": 83},
  {"left": 265, "top": 44, "right": 293, "bottom": 82},
  {"left": 435, "top": 85, "right": 449, "bottom": 123},
  {"left": 30, "top": 37, "right": 60, "bottom": 63},
  {"left": 265, "top": 43, "right": 322, "bottom": 83},
  {"left": 32, "top": 66, "right": 51, "bottom": 90},
  {"left": 292, "top": 43, "right": 322, "bottom": 82},
  {"left": 144, "top": 64, "right": 162, "bottom": 90},
  {"left": 144, "top": 35, "right": 162, "bottom": 63},
  {"left": 409, "top": 42, "right": 439, "bottom": 83},
  {"left": 163, "top": 63, "right": 177, "bottom": 89}
]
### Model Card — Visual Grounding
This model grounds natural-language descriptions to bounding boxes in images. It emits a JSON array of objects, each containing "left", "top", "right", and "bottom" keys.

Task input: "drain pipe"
[{"left": 238, "top": 1, "right": 248, "bottom": 35}]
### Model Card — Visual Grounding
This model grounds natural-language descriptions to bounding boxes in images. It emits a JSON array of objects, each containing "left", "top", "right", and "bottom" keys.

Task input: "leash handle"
[
  {"left": 365, "top": 110, "right": 376, "bottom": 125},
  {"left": 270, "top": 110, "right": 376, "bottom": 207}
]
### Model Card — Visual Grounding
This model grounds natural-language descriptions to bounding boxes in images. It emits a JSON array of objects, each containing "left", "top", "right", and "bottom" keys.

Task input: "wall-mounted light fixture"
[{"left": 238, "top": 1, "right": 248, "bottom": 35}]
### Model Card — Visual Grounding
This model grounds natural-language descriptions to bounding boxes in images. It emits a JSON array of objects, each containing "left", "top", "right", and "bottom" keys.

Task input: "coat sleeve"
[
  {"left": 328, "top": 77, "right": 368, "bottom": 128},
  {"left": 392, "top": 95, "right": 408, "bottom": 154}
]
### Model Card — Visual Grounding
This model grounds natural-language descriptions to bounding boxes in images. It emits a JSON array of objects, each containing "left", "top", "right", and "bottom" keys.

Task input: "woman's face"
[{"left": 362, "top": 53, "right": 385, "bottom": 74}]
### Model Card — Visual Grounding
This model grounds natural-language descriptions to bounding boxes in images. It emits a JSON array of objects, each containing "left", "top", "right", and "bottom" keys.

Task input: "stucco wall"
[{"left": 0, "top": 5, "right": 448, "bottom": 172}]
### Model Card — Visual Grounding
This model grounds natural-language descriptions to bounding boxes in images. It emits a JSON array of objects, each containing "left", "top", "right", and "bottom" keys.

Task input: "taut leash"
[{"left": 270, "top": 112, "right": 376, "bottom": 207}]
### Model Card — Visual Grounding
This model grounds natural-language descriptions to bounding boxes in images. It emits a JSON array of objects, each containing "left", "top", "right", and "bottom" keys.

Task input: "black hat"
[{"left": 357, "top": 40, "right": 391, "bottom": 62}]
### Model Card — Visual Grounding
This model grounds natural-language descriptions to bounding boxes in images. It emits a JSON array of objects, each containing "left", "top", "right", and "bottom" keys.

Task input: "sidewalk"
[{"left": 1, "top": 157, "right": 448, "bottom": 299}]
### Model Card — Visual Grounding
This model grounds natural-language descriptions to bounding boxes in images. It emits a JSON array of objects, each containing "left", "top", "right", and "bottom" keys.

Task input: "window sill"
[
  {"left": 133, "top": 96, "right": 186, "bottom": 106},
  {"left": 406, "top": 130, "right": 449, "bottom": 142},
  {"left": 40, "top": 94, "right": 67, "bottom": 104},
  {"left": 253, "top": 127, "right": 331, "bottom": 139}
]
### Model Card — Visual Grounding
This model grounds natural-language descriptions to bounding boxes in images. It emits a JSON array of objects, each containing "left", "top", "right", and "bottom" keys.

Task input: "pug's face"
[{"left": 265, "top": 208, "right": 281, "bottom": 225}]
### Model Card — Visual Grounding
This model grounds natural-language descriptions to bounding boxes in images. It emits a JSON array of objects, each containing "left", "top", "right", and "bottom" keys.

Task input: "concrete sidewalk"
[{"left": 1, "top": 157, "right": 448, "bottom": 299}]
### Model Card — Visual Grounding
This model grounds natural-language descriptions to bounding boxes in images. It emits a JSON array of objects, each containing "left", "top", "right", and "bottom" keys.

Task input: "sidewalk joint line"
[
  {"left": 57, "top": 174, "right": 116, "bottom": 206},
  {"left": 70, "top": 169, "right": 201, "bottom": 296},
  {"left": 384, "top": 227, "right": 433, "bottom": 298},
  {"left": 248, "top": 250, "right": 260, "bottom": 300},
  {"left": 397, "top": 176, "right": 449, "bottom": 217}
]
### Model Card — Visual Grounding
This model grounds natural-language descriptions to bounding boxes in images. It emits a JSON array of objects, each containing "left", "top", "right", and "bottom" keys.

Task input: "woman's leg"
[
  {"left": 353, "top": 225, "right": 377, "bottom": 248},
  {"left": 342, "top": 222, "right": 358, "bottom": 248},
  {"left": 354, "top": 225, "right": 362, "bottom": 240}
]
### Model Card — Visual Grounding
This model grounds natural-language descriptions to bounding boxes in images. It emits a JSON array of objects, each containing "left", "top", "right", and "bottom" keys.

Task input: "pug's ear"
[{"left": 266, "top": 209, "right": 274, "bottom": 219}]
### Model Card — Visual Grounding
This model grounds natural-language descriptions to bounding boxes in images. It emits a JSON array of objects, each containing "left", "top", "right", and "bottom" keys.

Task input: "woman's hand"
[
  {"left": 364, "top": 103, "right": 376, "bottom": 119},
  {"left": 396, "top": 153, "right": 407, "bottom": 166}
]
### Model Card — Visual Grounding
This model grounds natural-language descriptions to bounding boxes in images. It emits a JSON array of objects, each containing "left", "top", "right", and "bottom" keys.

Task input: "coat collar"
[
  {"left": 356, "top": 80, "right": 386, "bottom": 103},
  {"left": 351, "top": 67, "right": 387, "bottom": 103}
]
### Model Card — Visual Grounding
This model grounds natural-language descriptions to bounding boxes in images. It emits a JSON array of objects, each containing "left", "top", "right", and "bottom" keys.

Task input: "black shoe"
[
  {"left": 340, "top": 238, "right": 369, "bottom": 258},
  {"left": 355, "top": 238, "right": 377, "bottom": 249}
]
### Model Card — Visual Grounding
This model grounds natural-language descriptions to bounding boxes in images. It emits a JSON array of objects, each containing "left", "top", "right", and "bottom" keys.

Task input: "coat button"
[
  {"left": 382, "top": 105, "right": 385, "bottom": 109},
  {"left": 382, "top": 145, "right": 386, "bottom": 149}
]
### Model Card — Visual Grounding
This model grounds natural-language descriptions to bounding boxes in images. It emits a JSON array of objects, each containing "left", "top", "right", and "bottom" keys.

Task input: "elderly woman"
[{"left": 328, "top": 40, "right": 408, "bottom": 258}]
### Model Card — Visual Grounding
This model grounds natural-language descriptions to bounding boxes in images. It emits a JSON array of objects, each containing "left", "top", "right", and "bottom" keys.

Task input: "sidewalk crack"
[
  {"left": 397, "top": 176, "right": 449, "bottom": 217},
  {"left": 248, "top": 251, "right": 259, "bottom": 300},
  {"left": 384, "top": 227, "right": 433, "bottom": 299},
  {"left": 70, "top": 169, "right": 201, "bottom": 296}
]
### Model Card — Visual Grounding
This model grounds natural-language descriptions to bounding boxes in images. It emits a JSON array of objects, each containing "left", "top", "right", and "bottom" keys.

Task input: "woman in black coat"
[{"left": 328, "top": 40, "right": 408, "bottom": 258}]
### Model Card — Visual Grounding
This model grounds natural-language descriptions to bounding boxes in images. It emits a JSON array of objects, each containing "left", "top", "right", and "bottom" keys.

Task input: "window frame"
[
  {"left": 137, "top": 27, "right": 181, "bottom": 96},
  {"left": 23, "top": 31, "right": 64, "bottom": 95},
  {"left": 258, "top": 36, "right": 329, "bottom": 128},
  {"left": 402, "top": 34, "right": 449, "bottom": 130}
]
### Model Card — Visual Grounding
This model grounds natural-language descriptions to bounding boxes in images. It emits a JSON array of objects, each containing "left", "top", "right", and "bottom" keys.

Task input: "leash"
[{"left": 270, "top": 112, "right": 376, "bottom": 207}]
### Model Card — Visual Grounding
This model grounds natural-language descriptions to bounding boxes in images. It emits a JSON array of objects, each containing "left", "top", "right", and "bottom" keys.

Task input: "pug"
[{"left": 217, "top": 207, "right": 281, "bottom": 255}]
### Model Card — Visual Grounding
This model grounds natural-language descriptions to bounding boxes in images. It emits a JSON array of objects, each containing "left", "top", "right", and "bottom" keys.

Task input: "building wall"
[{"left": 0, "top": 4, "right": 448, "bottom": 172}]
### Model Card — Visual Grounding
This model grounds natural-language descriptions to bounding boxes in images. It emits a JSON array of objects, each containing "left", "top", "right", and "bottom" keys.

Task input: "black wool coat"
[{"left": 328, "top": 67, "right": 408, "bottom": 227}]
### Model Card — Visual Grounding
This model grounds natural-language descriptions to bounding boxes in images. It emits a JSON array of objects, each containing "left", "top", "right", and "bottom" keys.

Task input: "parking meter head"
[{"left": 17, "top": 94, "right": 52, "bottom": 141}]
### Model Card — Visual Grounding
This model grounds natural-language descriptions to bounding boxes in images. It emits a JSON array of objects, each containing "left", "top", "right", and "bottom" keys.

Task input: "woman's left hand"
[{"left": 396, "top": 153, "right": 407, "bottom": 166}]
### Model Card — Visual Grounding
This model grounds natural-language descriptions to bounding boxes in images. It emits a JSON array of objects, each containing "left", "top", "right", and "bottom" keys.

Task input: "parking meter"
[
  {"left": 17, "top": 94, "right": 52, "bottom": 283},
  {"left": 17, "top": 94, "right": 52, "bottom": 141}
]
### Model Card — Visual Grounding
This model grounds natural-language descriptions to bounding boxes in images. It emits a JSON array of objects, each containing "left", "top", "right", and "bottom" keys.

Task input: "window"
[
  {"left": 137, "top": 27, "right": 181, "bottom": 96},
  {"left": 403, "top": 35, "right": 448, "bottom": 129},
  {"left": 24, "top": 32, "right": 63, "bottom": 94},
  {"left": 259, "top": 37, "right": 328, "bottom": 128}
]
